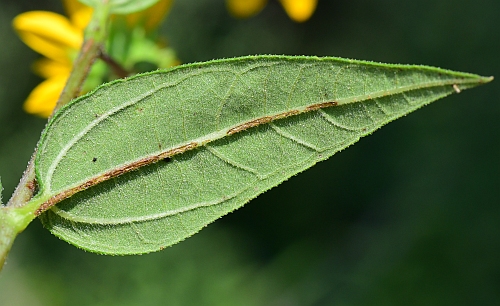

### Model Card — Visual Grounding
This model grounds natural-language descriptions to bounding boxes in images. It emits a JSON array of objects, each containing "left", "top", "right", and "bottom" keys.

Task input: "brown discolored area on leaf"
[
  {"left": 305, "top": 101, "right": 338, "bottom": 111},
  {"left": 226, "top": 101, "right": 337, "bottom": 136},
  {"left": 35, "top": 142, "right": 198, "bottom": 215}
]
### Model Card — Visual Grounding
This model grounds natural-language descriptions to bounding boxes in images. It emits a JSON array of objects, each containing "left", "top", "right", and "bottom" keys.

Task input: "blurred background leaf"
[{"left": 0, "top": 0, "right": 499, "bottom": 305}]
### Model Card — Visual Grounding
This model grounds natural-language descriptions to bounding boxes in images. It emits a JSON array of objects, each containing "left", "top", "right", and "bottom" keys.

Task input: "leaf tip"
[
  {"left": 455, "top": 74, "right": 493, "bottom": 93},
  {"left": 483, "top": 76, "right": 494, "bottom": 83},
  {"left": 475, "top": 75, "right": 494, "bottom": 85}
]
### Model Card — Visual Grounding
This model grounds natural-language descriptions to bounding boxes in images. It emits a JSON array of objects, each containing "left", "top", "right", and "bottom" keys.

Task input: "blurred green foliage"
[{"left": 1, "top": 0, "right": 499, "bottom": 305}]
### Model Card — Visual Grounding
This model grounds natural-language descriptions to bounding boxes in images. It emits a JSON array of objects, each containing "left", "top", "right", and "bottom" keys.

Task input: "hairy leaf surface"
[{"left": 34, "top": 55, "right": 491, "bottom": 254}]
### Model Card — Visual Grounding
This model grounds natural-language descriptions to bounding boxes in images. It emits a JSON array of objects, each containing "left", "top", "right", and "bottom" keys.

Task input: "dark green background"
[{"left": 1, "top": 0, "right": 499, "bottom": 305}]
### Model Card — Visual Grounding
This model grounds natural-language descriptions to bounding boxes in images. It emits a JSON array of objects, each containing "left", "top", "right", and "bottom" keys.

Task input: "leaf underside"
[{"left": 34, "top": 55, "right": 490, "bottom": 254}]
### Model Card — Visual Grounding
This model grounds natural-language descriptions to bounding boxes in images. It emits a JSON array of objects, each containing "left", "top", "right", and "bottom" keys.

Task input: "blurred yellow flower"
[
  {"left": 226, "top": 0, "right": 267, "bottom": 18},
  {"left": 13, "top": 0, "right": 173, "bottom": 118},
  {"left": 226, "top": 0, "right": 317, "bottom": 22},
  {"left": 13, "top": 1, "right": 91, "bottom": 117}
]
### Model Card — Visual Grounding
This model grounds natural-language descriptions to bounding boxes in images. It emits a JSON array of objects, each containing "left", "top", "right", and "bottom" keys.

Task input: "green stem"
[
  {"left": 0, "top": 204, "right": 37, "bottom": 269},
  {"left": 1, "top": 2, "right": 111, "bottom": 271},
  {"left": 54, "top": 1, "right": 111, "bottom": 113},
  {"left": 0, "top": 213, "right": 18, "bottom": 269},
  {"left": 5, "top": 153, "right": 36, "bottom": 208}
]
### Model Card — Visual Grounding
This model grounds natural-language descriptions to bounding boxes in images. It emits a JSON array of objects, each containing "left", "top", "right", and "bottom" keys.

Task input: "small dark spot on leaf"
[
  {"left": 92, "top": 157, "right": 97, "bottom": 162},
  {"left": 158, "top": 143, "right": 162, "bottom": 149},
  {"left": 163, "top": 157, "right": 171, "bottom": 163}
]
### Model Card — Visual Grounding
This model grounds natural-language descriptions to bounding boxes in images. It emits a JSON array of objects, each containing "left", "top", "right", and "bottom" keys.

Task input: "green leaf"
[
  {"left": 33, "top": 55, "right": 491, "bottom": 254},
  {"left": 78, "top": 0, "right": 160, "bottom": 14}
]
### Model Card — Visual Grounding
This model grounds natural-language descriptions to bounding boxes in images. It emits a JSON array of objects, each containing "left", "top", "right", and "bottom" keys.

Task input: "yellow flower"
[
  {"left": 13, "top": 1, "right": 92, "bottom": 117},
  {"left": 13, "top": 0, "right": 173, "bottom": 118},
  {"left": 226, "top": 0, "right": 317, "bottom": 22}
]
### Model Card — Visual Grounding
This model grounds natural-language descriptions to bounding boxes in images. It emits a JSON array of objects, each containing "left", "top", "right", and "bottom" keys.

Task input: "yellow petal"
[
  {"left": 13, "top": 11, "right": 83, "bottom": 60},
  {"left": 69, "top": 6, "right": 93, "bottom": 31},
  {"left": 279, "top": 0, "right": 317, "bottom": 22},
  {"left": 63, "top": 0, "right": 92, "bottom": 30},
  {"left": 32, "top": 58, "right": 72, "bottom": 79},
  {"left": 23, "top": 74, "right": 69, "bottom": 118},
  {"left": 226, "top": 0, "right": 267, "bottom": 18},
  {"left": 126, "top": 0, "right": 174, "bottom": 31},
  {"left": 63, "top": 0, "right": 88, "bottom": 18},
  {"left": 17, "top": 32, "right": 71, "bottom": 63}
]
